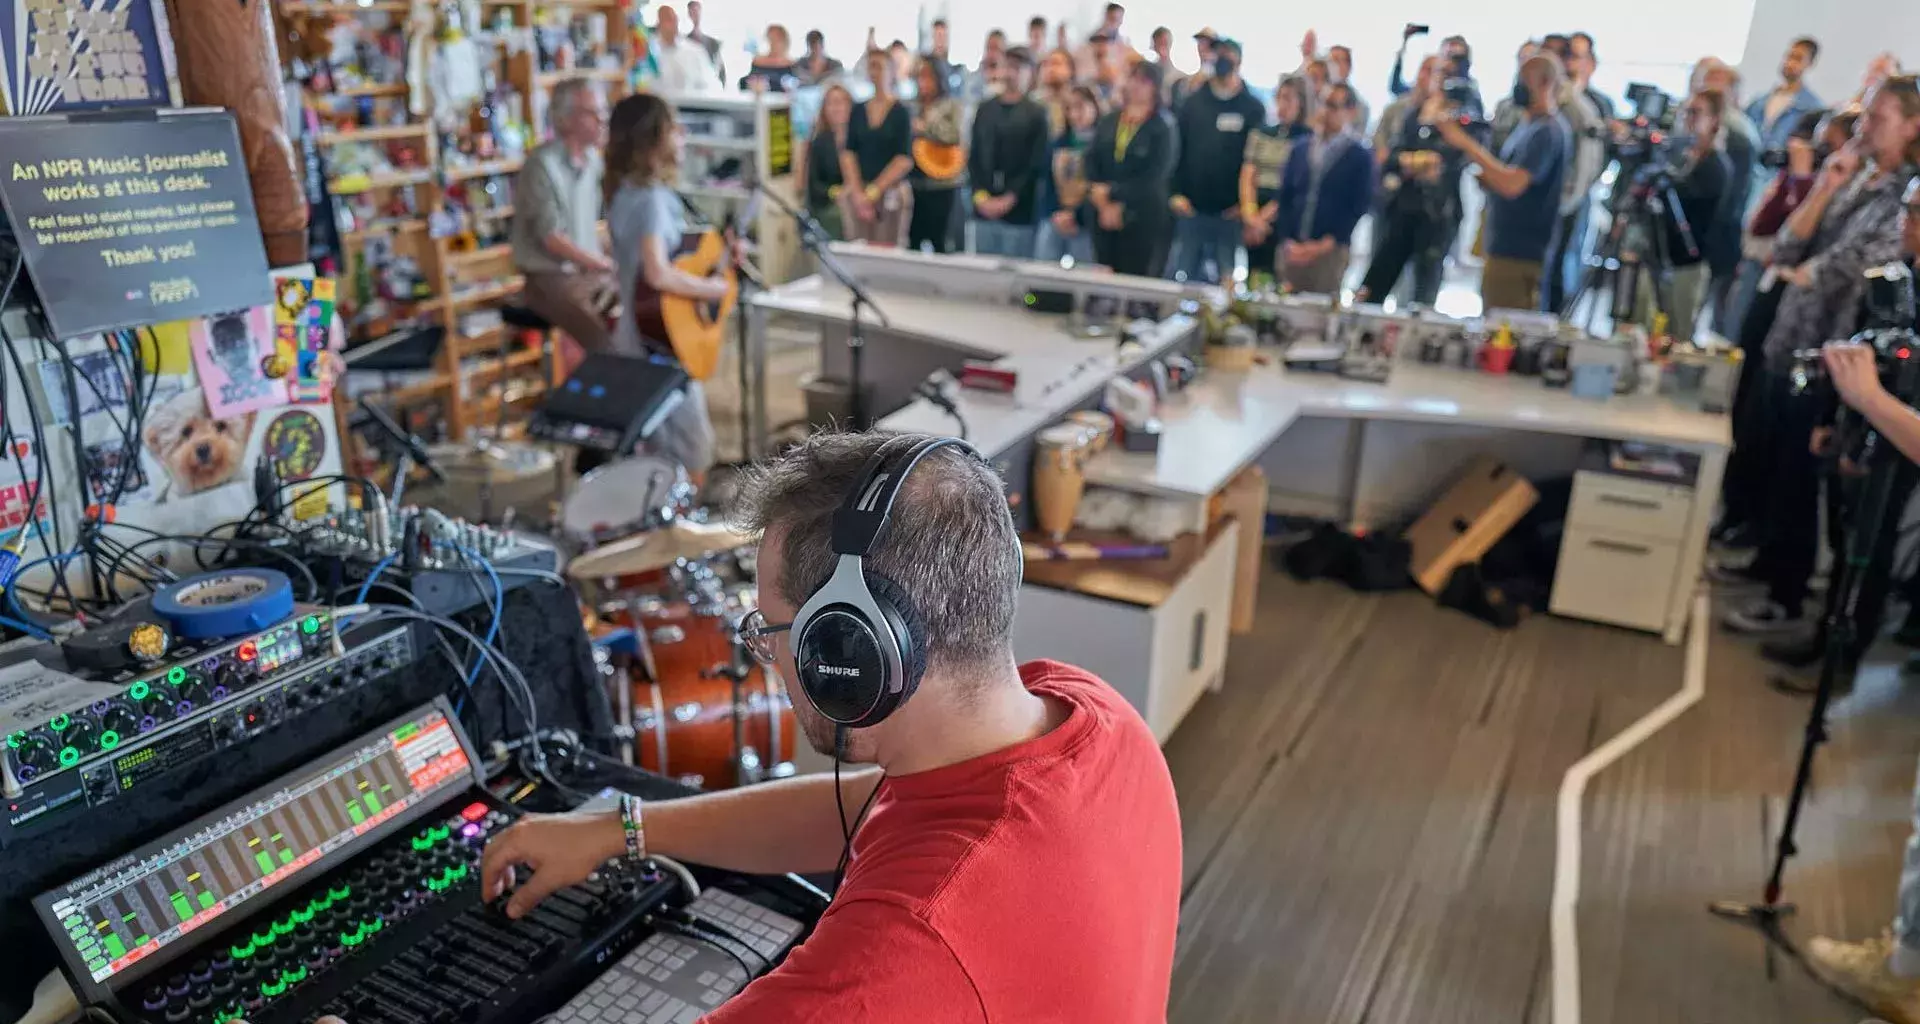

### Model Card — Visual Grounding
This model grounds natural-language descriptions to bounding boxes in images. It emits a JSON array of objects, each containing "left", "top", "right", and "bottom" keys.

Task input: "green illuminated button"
[
  {"left": 58, "top": 747, "right": 79, "bottom": 767},
  {"left": 49, "top": 714, "right": 69, "bottom": 732},
  {"left": 260, "top": 977, "right": 287, "bottom": 998},
  {"left": 410, "top": 835, "right": 433, "bottom": 852},
  {"left": 302, "top": 616, "right": 320, "bottom": 635},
  {"left": 166, "top": 666, "right": 186, "bottom": 685},
  {"left": 252, "top": 930, "right": 272, "bottom": 947},
  {"left": 290, "top": 905, "right": 313, "bottom": 924},
  {"left": 328, "top": 885, "right": 351, "bottom": 902},
  {"left": 283, "top": 965, "right": 307, "bottom": 986},
  {"left": 230, "top": 941, "right": 254, "bottom": 960},
  {"left": 271, "top": 917, "right": 295, "bottom": 937},
  {"left": 129, "top": 681, "right": 150, "bottom": 701},
  {"left": 98, "top": 730, "right": 119, "bottom": 750},
  {"left": 6, "top": 732, "right": 21, "bottom": 749},
  {"left": 428, "top": 824, "right": 451, "bottom": 842}
]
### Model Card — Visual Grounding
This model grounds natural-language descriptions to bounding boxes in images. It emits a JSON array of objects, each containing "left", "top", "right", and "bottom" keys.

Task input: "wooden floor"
[{"left": 1164, "top": 571, "right": 1920, "bottom": 1023}]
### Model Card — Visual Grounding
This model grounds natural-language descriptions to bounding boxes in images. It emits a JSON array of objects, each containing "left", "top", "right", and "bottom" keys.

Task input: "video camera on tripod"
[{"left": 1789, "top": 262, "right": 1920, "bottom": 443}]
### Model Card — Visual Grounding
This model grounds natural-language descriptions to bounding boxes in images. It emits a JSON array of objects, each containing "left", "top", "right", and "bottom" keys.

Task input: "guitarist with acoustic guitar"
[{"left": 601, "top": 92, "right": 735, "bottom": 485}]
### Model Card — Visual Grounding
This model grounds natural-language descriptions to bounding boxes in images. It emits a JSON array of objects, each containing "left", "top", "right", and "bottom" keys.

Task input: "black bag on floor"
[{"left": 1278, "top": 524, "right": 1414, "bottom": 592}]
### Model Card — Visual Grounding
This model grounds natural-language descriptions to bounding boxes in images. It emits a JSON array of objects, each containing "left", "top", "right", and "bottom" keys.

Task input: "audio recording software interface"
[{"left": 35, "top": 703, "right": 477, "bottom": 988}]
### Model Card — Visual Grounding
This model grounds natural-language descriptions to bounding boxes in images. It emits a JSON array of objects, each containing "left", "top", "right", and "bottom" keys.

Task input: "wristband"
[
  {"left": 1241, "top": 204, "right": 1260, "bottom": 221},
  {"left": 973, "top": 190, "right": 991, "bottom": 206},
  {"left": 618, "top": 794, "right": 647, "bottom": 863},
  {"left": 828, "top": 184, "right": 843, "bottom": 199},
  {"left": 864, "top": 183, "right": 881, "bottom": 202}
]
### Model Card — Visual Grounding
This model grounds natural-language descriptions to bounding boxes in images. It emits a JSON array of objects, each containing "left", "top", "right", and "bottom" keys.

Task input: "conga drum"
[
  {"left": 1065, "top": 410, "right": 1114, "bottom": 453},
  {"left": 1032, "top": 424, "right": 1092, "bottom": 542}
]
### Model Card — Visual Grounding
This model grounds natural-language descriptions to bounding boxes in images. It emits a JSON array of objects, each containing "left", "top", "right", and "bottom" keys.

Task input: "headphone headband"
[{"left": 830, "top": 436, "right": 981, "bottom": 557}]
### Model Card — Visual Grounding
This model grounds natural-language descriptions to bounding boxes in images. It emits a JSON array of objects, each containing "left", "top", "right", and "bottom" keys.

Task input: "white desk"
[
  {"left": 747, "top": 271, "right": 1202, "bottom": 457},
  {"left": 1086, "top": 363, "right": 1730, "bottom": 499},
  {"left": 1079, "top": 362, "right": 1730, "bottom": 643}
]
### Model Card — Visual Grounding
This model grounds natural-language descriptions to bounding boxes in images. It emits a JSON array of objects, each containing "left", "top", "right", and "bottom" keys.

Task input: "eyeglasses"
[{"left": 737, "top": 609, "right": 792, "bottom": 665}]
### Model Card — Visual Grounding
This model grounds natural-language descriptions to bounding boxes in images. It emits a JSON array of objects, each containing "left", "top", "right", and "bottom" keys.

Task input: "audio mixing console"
[
  {"left": 33, "top": 700, "right": 802, "bottom": 1024},
  {"left": 2, "top": 611, "right": 417, "bottom": 840}
]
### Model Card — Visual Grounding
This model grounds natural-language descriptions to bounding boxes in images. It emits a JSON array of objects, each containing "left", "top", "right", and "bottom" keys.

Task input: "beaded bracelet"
[{"left": 618, "top": 793, "right": 647, "bottom": 863}]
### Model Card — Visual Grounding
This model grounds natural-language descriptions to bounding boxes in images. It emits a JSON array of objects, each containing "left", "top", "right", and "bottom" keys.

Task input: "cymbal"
[{"left": 567, "top": 520, "right": 756, "bottom": 580}]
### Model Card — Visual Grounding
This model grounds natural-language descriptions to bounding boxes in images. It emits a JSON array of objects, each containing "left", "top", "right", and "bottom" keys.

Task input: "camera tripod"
[
  {"left": 1561, "top": 165, "right": 1698, "bottom": 335},
  {"left": 1709, "top": 334, "right": 1920, "bottom": 951}
]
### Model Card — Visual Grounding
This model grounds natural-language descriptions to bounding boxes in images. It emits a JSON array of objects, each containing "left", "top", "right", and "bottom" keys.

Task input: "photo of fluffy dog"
[{"left": 143, "top": 390, "right": 255, "bottom": 499}]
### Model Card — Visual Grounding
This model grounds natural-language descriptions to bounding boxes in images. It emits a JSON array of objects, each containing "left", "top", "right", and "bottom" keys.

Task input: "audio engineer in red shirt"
[{"left": 476, "top": 432, "right": 1185, "bottom": 1021}]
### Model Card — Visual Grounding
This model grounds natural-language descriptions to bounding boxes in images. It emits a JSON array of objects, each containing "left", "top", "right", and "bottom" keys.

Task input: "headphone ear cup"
[{"left": 863, "top": 572, "right": 928, "bottom": 700}]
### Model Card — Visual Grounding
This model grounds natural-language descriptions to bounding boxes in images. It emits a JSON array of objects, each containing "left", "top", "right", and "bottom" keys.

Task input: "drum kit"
[{"left": 563, "top": 457, "right": 798, "bottom": 791}]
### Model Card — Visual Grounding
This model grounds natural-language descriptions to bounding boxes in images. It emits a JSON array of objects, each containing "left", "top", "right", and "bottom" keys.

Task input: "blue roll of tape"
[{"left": 152, "top": 569, "right": 297, "bottom": 639}]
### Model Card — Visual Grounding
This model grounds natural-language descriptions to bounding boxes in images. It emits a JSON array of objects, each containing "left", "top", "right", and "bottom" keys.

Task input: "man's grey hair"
[
  {"left": 732, "top": 432, "right": 1023, "bottom": 672},
  {"left": 550, "top": 78, "right": 594, "bottom": 126}
]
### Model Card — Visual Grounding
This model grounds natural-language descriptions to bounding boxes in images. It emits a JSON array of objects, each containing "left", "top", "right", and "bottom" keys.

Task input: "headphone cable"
[{"left": 829, "top": 727, "right": 883, "bottom": 897}]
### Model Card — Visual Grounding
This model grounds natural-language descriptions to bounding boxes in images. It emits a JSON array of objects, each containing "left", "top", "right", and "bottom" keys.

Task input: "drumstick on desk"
[{"left": 1022, "top": 540, "right": 1171, "bottom": 561}]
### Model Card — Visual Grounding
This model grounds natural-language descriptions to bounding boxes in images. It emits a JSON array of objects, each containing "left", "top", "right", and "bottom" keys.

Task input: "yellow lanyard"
[{"left": 1114, "top": 117, "right": 1141, "bottom": 162}]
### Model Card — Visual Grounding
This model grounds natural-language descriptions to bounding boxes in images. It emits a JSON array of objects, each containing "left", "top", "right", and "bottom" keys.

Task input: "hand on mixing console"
[{"left": 479, "top": 810, "right": 626, "bottom": 919}]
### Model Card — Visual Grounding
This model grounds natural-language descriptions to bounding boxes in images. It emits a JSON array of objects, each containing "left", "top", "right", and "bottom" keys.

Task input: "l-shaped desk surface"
[{"left": 753, "top": 275, "right": 1732, "bottom": 487}]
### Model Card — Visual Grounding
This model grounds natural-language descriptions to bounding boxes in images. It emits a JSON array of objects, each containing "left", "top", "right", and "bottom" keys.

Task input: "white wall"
[{"left": 1738, "top": 0, "right": 1918, "bottom": 109}]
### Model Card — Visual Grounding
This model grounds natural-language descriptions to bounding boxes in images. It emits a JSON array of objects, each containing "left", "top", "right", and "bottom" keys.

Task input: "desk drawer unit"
[
  {"left": 1013, "top": 521, "right": 1239, "bottom": 742},
  {"left": 1566, "top": 471, "right": 1693, "bottom": 542},
  {"left": 1551, "top": 530, "right": 1683, "bottom": 632}
]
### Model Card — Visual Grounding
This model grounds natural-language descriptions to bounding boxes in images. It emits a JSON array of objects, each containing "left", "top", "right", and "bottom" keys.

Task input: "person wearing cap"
[
  {"left": 1088, "top": 60, "right": 1176, "bottom": 276},
  {"left": 970, "top": 47, "right": 1051, "bottom": 257},
  {"left": 1167, "top": 36, "right": 1264, "bottom": 284},
  {"left": 1173, "top": 28, "right": 1217, "bottom": 107}
]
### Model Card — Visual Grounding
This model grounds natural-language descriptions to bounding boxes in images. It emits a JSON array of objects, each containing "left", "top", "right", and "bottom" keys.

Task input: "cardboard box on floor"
[{"left": 1403, "top": 456, "right": 1538, "bottom": 595}]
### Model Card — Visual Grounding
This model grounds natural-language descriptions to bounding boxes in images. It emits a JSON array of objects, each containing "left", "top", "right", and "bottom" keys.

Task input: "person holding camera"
[
  {"left": 1388, "top": 27, "right": 1481, "bottom": 119},
  {"left": 1634, "top": 90, "right": 1731, "bottom": 342},
  {"left": 1542, "top": 32, "right": 1616, "bottom": 314},
  {"left": 1357, "top": 56, "right": 1460, "bottom": 306},
  {"left": 1721, "top": 75, "right": 1920, "bottom": 636},
  {"left": 1791, "top": 182, "right": 1920, "bottom": 1022},
  {"left": 1434, "top": 53, "right": 1571, "bottom": 313}
]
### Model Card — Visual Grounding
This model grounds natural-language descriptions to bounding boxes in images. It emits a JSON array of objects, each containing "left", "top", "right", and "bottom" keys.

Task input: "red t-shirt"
[{"left": 702, "top": 660, "right": 1182, "bottom": 1022}]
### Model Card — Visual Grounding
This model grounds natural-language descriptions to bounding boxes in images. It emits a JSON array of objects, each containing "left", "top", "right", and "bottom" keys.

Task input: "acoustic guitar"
[
  {"left": 913, "top": 138, "right": 967, "bottom": 181},
  {"left": 630, "top": 227, "right": 737, "bottom": 382}
]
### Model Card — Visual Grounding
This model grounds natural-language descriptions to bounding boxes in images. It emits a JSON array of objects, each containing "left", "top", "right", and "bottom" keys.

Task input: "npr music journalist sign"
[{"left": 0, "top": 109, "right": 271, "bottom": 340}]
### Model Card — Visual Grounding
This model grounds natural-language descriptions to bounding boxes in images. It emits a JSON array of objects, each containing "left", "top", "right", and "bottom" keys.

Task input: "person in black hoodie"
[
  {"left": 1166, "top": 37, "right": 1264, "bottom": 283},
  {"left": 969, "top": 47, "right": 1051, "bottom": 257},
  {"left": 1088, "top": 60, "right": 1177, "bottom": 277}
]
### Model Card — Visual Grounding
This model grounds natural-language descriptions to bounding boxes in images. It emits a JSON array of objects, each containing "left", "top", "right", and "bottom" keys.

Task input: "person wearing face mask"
[
  {"left": 1273, "top": 82, "right": 1373, "bottom": 294},
  {"left": 1718, "top": 77, "right": 1920, "bottom": 639},
  {"left": 1436, "top": 52, "right": 1571, "bottom": 312},
  {"left": 1174, "top": 28, "right": 1217, "bottom": 109},
  {"left": 1165, "top": 37, "right": 1264, "bottom": 284}
]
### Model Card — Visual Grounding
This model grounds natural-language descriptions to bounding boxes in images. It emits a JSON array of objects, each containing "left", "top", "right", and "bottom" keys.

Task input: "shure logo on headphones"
[{"left": 816, "top": 665, "right": 861, "bottom": 677}]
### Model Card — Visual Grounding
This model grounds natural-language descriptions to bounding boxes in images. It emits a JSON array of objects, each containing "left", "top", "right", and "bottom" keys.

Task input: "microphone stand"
[{"left": 754, "top": 182, "right": 892, "bottom": 430}]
